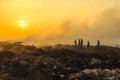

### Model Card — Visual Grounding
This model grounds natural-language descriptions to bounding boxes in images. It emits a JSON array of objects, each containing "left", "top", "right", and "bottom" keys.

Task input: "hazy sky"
[{"left": 0, "top": 0, "right": 120, "bottom": 46}]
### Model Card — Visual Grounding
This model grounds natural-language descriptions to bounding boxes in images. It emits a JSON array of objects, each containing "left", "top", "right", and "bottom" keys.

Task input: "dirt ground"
[{"left": 0, "top": 42, "right": 120, "bottom": 80}]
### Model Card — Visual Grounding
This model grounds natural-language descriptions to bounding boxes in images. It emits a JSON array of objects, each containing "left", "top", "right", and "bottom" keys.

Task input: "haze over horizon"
[{"left": 0, "top": 0, "right": 120, "bottom": 46}]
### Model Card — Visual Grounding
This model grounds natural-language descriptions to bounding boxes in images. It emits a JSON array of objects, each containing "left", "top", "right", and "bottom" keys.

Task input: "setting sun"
[
  {"left": 17, "top": 20, "right": 27, "bottom": 29},
  {"left": 20, "top": 23, "right": 25, "bottom": 28}
]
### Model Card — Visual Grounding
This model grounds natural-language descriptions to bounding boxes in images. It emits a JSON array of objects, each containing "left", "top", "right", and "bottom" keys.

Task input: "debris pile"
[
  {"left": 0, "top": 42, "right": 119, "bottom": 80},
  {"left": 68, "top": 69, "right": 120, "bottom": 80}
]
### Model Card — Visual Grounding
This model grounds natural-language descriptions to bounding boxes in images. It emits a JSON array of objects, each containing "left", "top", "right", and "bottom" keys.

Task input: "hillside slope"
[{"left": 0, "top": 42, "right": 120, "bottom": 80}]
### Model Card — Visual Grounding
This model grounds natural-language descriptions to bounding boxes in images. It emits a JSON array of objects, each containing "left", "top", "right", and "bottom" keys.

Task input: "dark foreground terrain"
[{"left": 0, "top": 42, "right": 120, "bottom": 80}]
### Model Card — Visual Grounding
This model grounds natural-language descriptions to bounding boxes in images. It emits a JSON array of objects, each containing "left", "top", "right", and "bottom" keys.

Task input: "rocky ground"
[{"left": 0, "top": 42, "right": 120, "bottom": 80}]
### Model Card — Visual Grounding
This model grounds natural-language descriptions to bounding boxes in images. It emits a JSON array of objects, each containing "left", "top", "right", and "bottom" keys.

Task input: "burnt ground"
[{"left": 0, "top": 42, "right": 120, "bottom": 80}]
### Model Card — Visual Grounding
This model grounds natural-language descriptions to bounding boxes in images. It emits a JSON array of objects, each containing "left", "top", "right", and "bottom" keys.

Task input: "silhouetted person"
[
  {"left": 81, "top": 39, "right": 83, "bottom": 47},
  {"left": 87, "top": 41, "right": 90, "bottom": 48},
  {"left": 97, "top": 40, "right": 100, "bottom": 47},
  {"left": 74, "top": 39, "right": 77, "bottom": 46},
  {"left": 78, "top": 39, "right": 81, "bottom": 46}
]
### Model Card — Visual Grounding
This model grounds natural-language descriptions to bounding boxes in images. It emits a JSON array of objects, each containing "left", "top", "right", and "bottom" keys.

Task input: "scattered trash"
[{"left": 0, "top": 42, "right": 119, "bottom": 80}]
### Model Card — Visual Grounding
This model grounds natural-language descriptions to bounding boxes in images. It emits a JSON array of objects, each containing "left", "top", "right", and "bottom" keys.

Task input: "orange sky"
[{"left": 0, "top": 0, "right": 120, "bottom": 45}]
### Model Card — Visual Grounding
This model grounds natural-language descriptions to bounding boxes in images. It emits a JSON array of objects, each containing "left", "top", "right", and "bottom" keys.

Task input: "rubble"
[
  {"left": 0, "top": 42, "right": 119, "bottom": 80},
  {"left": 68, "top": 69, "right": 120, "bottom": 80}
]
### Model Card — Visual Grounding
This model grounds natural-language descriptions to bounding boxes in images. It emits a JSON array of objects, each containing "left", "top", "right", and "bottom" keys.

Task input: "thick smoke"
[
  {"left": 91, "top": 8, "right": 120, "bottom": 45},
  {"left": 25, "top": 7, "right": 120, "bottom": 46},
  {"left": 93, "top": 8, "right": 120, "bottom": 39}
]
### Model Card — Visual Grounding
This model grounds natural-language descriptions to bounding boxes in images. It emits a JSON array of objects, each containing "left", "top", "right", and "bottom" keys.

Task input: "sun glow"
[
  {"left": 19, "top": 20, "right": 26, "bottom": 28},
  {"left": 20, "top": 22, "right": 25, "bottom": 28},
  {"left": 16, "top": 20, "right": 28, "bottom": 29}
]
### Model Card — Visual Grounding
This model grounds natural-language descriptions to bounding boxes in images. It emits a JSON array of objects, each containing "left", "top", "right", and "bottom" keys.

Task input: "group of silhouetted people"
[
  {"left": 74, "top": 39, "right": 83, "bottom": 47},
  {"left": 75, "top": 39, "right": 83, "bottom": 47},
  {"left": 74, "top": 39, "right": 100, "bottom": 48}
]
